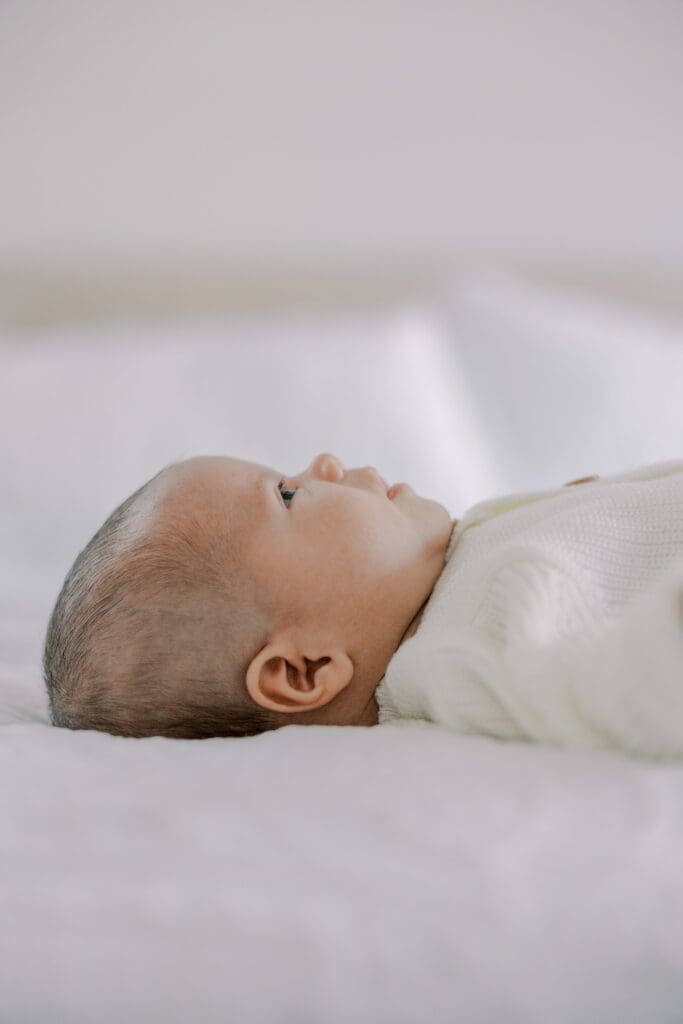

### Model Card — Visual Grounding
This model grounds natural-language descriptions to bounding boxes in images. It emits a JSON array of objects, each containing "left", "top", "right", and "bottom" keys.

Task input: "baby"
[
  {"left": 43, "top": 453, "right": 683, "bottom": 758},
  {"left": 43, "top": 453, "right": 452, "bottom": 739}
]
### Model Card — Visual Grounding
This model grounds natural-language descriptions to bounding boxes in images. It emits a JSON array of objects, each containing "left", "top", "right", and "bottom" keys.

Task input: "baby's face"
[{"left": 160, "top": 452, "right": 453, "bottom": 721}]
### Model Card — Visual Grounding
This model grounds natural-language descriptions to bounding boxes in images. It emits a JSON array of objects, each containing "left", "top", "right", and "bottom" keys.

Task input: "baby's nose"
[{"left": 307, "top": 452, "right": 345, "bottom": 483}]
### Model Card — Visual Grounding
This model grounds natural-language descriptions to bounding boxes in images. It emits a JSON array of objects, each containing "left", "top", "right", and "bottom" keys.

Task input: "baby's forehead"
[
  {"left": 167, "top": 455, "right": 258, "bottom": 490},
  {"left": 162, "top": 456, "right": 248, "bottom": 507},
  {"left": 155, "top": 457, "right": 257, "bottom": 546}
]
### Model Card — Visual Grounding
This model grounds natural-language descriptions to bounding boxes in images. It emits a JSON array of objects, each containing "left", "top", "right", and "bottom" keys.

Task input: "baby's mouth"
[{"left": 387, "top": 483, "right": 412, "bottom": 500}]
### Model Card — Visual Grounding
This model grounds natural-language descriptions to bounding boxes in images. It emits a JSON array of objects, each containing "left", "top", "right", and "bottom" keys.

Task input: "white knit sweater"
[{"left": 375, "top": 459, "right": 683, "bottom": 758}]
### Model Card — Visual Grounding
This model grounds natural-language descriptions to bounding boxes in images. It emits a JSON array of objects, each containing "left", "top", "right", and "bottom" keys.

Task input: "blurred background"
[
  {"left": 2, "top": 0, "right": 682, "bottom": 319},
  {"left": 1, "top": 0, "right": 683, "bottom": 650}
]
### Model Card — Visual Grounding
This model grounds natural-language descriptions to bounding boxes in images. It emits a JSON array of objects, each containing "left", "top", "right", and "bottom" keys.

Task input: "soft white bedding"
[{"left": 2, "top": 272, "right": 683, "bottom": 1022}]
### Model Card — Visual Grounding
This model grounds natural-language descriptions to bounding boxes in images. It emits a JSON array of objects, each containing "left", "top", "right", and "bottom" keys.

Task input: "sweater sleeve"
[
  {"left": 562, "top": 555, "right": 683, "bottom": 759},
  {"left": 385, "top": 556, "right": 683, "bottom": 759}
]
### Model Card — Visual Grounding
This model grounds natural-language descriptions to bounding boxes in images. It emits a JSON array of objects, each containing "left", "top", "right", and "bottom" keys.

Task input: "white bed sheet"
[{"left": 2, "top": 273, "right": 683, "bottom": 1023}]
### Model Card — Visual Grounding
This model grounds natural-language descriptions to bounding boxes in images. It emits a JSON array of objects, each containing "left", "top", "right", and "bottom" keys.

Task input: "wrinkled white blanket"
[{"left": 377, "top": 460, "right": 683, "bottom": 759}]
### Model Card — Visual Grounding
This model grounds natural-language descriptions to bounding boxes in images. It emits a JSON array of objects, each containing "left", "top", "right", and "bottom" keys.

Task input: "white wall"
[{"left": 1, "top": 1, "right": 682, "bottom": 270}]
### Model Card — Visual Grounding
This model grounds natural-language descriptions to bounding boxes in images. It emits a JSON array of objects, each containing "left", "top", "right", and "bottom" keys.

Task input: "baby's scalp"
[{"left": 43, "top": 461, "right": 286, "bottom": 739}]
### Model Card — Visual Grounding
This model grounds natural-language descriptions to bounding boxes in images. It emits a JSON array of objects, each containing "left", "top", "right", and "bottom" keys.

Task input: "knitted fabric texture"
[{"left": 375, "top": 459, "right": 683, "bottom": 758}]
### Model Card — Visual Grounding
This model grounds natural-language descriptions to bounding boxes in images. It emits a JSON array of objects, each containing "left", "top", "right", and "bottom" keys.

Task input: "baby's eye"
[{"left": 278, "top": 480, "right": 297, "bottom": 508}]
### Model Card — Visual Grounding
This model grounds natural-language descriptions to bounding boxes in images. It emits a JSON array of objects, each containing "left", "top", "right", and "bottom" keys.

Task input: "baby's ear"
[{"left": 245, "top": 640, "right": 352, "bottom": 714}]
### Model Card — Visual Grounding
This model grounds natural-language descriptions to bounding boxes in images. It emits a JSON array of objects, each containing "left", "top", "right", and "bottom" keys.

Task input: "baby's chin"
[
  {"left": 394, "top": 483, "right": 451, "bottom": 514},
  {"left": 421, "top": 499, "right": 455, "bottom": 558},
  {"left": 423, "top": 493, "right": 454, "bottom": 527},
  {"left": 390, "top": 482, "right": 454, "bottom": 549}
]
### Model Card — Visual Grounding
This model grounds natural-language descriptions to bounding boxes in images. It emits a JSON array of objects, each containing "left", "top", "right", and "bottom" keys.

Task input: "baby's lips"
[{"left": 387, "top": 482, "right": 411, "bottom": 499}]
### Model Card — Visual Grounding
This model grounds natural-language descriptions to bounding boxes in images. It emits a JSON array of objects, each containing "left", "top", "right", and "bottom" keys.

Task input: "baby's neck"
[
  {"left": 364, "top": 517, "right": 458, "bottom": 727},
  {"left": 398, "top": 521, "right": 458, "bottom": 648},
  {"left": 400, "top": 599, "right": 427, "bottom": 646},
  {"left": 360, "top": 600, "right": 427, "bottom": 727}
]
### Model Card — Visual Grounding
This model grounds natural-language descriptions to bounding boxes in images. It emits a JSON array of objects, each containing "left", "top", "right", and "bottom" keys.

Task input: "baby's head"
[{"left": 43, "top": 453, "right": 452, "bottom": 738}]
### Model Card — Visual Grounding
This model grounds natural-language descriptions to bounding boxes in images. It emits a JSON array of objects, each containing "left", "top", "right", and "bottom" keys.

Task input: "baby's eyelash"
[{"left": 278, "top": 479, "right": 297, "bottom": 508}]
